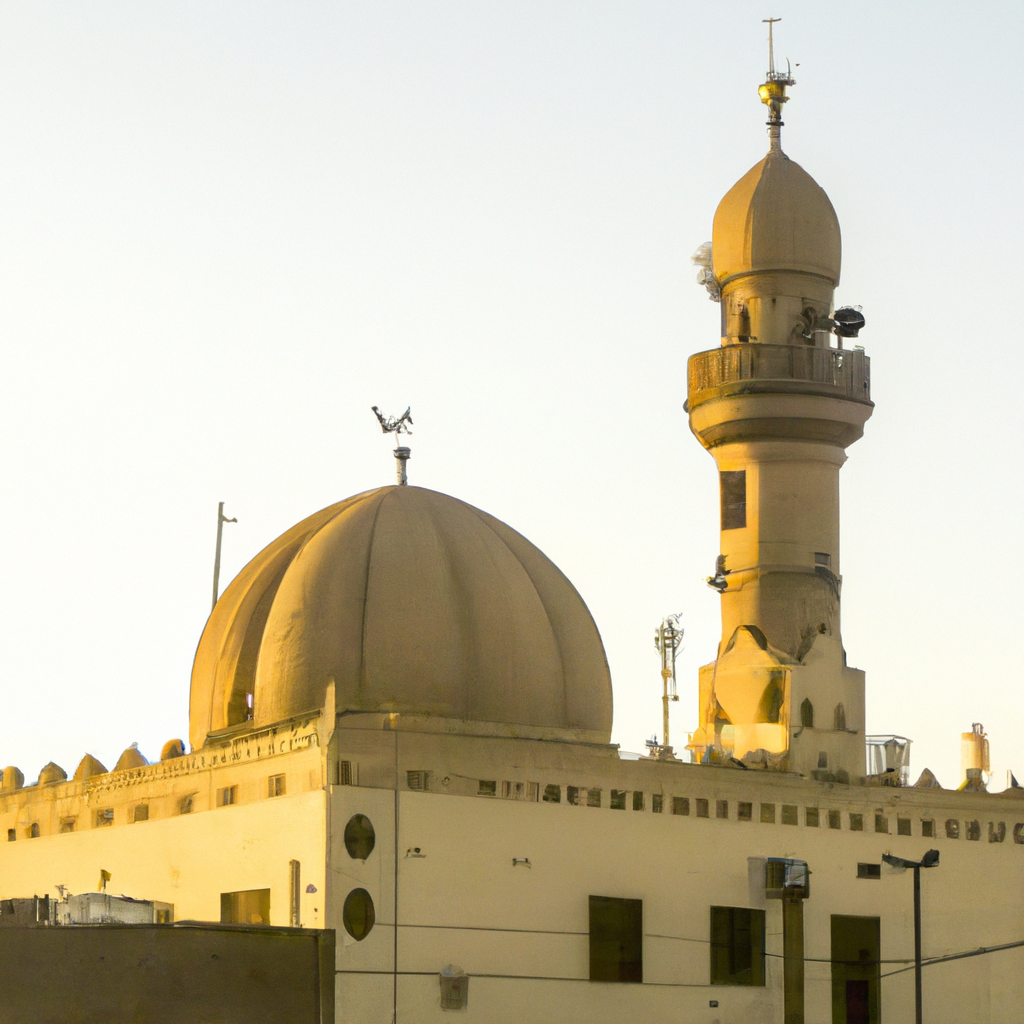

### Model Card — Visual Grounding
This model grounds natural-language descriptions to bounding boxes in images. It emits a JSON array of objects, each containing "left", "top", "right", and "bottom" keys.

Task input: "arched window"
[
  {"left": 834, "top": 703, "right": 847, "bottom": 731},
  {"left": 800, "top": 699, "right": 814, "bottom": 728},
  {"left": 29, "top": 823, "right": 39, "bottom": 838}
]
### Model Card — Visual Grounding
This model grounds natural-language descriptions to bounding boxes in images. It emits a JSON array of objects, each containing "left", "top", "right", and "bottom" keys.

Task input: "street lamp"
[{"left": 881, "top": 849, "right": 939, "bottom": 1024}]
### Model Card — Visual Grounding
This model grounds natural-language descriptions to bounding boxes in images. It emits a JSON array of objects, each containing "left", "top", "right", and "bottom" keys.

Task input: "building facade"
[{"left": 2, "top": 61, "right": 1023, "bottom": 1024}]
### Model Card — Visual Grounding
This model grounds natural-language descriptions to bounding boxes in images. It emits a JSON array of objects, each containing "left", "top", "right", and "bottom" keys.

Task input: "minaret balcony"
[{"left": 687, "top": 344, "right": 871, "bottom": 411}]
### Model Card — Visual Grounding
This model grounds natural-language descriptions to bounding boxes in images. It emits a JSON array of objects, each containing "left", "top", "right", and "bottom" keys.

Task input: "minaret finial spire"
[{"left": 758, "top": 17, "right": 795, "bottom": 153}]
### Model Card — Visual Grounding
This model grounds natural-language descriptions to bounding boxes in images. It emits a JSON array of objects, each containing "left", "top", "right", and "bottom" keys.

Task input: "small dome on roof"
[
  {"left": 190, "top": 486, "right": 612, "bottom": 749},
  {"left": 161, "top": 739, "right": 186, "bottom": 761},
  {"left": 38, "top": 762, "right": 67, "bottom": 786},
  {"left": 73, "top": 754, "right": 108, "bottom": 781},
  {"left": 114, "top": 744, "right": 147, "bottom": 772},
  {"left": 712, "top": 150, "right": 841, "bottom": 288},
  {"left": 1, "top": 766, "right": 24, "bottom": 791}
]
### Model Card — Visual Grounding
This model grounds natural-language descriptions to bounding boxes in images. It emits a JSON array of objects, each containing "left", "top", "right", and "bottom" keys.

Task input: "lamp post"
[{"left": 881, "top": 849, "right": 939, "bottom": 1024}]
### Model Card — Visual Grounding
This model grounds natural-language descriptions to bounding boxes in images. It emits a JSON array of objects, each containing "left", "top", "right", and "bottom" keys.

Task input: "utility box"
[{"left": 765, "top": 857, "right": 810, "bottom": 899}]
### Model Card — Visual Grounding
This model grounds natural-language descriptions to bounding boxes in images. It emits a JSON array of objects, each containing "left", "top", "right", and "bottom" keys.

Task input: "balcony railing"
[{"left": 688, "top": 344, "right": 871, "bottom": 405}]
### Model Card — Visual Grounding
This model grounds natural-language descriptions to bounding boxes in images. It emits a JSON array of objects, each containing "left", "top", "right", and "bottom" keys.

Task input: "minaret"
[{"left": 686, "top": 47, "right": 873, "bottom": 780}]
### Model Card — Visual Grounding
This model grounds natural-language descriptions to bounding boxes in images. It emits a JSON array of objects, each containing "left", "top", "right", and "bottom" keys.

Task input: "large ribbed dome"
[
  {"left": 712, "top": 150, "right": 841, "bottom": 287},
  {"left": 189, "top": 486, "right": 612, "bottom": 749}
]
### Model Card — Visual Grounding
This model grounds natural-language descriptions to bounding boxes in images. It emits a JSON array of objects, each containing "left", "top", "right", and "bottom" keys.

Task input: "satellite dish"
[{"left": 832, "top": 306, "right": 865, "bottom": 338}]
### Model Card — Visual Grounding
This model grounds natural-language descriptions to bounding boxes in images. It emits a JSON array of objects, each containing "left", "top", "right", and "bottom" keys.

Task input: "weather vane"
[
  {"left": 371, "top": 405, "right": 414, "bottom": 486},
  {"left": 758, "top": 17, "right": 795, "bottom": 151}
]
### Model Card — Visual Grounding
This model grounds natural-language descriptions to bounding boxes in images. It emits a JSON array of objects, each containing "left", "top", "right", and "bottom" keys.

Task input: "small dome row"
[{"left": 0, "top": 739, "right": 186, "bottom": 792}]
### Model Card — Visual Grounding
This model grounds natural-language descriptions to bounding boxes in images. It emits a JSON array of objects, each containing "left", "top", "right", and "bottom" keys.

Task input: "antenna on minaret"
[
  {"left": 646, "top": 614, "right": 683, "bottom": 761},
  {"left": 371, "top": 406, "right": 414, "bottom": 485},
  {"left": 758, "top": 17, "right": 795, "bottom": 152}
]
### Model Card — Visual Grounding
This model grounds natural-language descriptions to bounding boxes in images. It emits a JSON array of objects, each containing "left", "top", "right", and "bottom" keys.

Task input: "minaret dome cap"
[{"left": 711, "top": 150, "right": 841, "bottom": 290}]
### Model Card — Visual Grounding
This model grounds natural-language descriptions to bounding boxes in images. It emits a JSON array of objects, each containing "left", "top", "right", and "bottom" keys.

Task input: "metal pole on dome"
[
  {"left": 212, "top": 501, "right": 237, "bottom": 611},
  {"left": 758, "top": 17, "right": 795, "bottom": 153},
  {"left": 371, "top": 406, "right": 414, "bottom": 486}
]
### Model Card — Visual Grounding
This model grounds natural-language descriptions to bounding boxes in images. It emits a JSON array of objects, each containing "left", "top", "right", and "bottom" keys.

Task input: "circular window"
[
  {"left": 344, "top": 813, "right": 376, "bottom": 861},
  {"left": 342, "top": 888, "right": 375, "bottom": 941}
]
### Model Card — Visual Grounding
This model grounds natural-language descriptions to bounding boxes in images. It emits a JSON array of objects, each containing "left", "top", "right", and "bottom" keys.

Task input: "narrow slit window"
[{"left": 720, "top": 471, "right": 747, "bottom": 530}]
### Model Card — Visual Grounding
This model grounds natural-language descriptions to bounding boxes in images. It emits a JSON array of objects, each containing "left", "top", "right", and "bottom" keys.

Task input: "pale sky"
[{"left": 0, "top": 2, "right": 1021, "bottom": 791}]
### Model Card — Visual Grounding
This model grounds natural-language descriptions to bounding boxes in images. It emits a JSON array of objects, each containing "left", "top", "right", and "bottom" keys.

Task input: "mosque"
[{"left": 2, "top": 53, "right": 1023, "bottom": 1024}]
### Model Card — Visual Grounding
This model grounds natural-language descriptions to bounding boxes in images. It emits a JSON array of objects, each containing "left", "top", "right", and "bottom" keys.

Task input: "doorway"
[{"left": 831, "top": 915, "right": 880, "bottom": 1024}]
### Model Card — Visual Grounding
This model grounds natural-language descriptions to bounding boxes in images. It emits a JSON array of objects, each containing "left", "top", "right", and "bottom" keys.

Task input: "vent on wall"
[{"left": 407, "top": 770, "right": 431, "bottom": 792}]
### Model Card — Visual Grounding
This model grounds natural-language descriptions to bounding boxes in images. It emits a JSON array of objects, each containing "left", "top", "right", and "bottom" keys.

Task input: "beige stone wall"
[
  {"left": 0, "top": 745, "right": 327, "bottom": 928},
  {"left": 327, "top": 728, "right": 1024, "bottom": 1023}
]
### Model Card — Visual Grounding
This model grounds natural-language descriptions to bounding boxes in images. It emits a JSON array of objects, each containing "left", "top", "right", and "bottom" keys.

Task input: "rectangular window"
[
  {"left": 632, "top": 791, "right": 645, "bottom": 811},
  {"left": 966, "top": 820, "right": 981, "bottom": 841},
  {"left": 672, "top": 796, "right": 689, "bottom": 816},
  {"left": 805, "top": 807, "right": 820, "bottom": 827},
  {"left": 268, "top": 774, "right": 286, "bottom": 798},
  {"left": 220, "top": 888, "right": 271, "bottom": 926},
  {"left": 338, "top": 760, "right": 355, "bottom": 786},
  {"left": 96, "top": 808, "right": 114, "bottom": 827},
  {"left": 857, "top": 863, "right": 881, "bottom": 879},
  {"left": 814, "top": 552, "right": 831, "bottom": 567},
  {"left": 696, "top": 798, "right": 709, "bottom": 818},
  {"left": 828, "top": 809, "right": 841, "bottom": 829},
  {"left": 849, "top": 813, "right": 863, "bottom": 832},
  {"left": 738, "top": 801, "right": 752, "bottom": 821},
  {"left": 922, "top": 819, "right": 935, "bottom": 838},
  {"left": 527, "top": 782, "right": 541, "bottom": 802},
  {"left": 178, "top": 795, "right": 194, "bottom": 815},
  {"left": 897, "top": 817, "right": 911, "bottom": 836},
  {"left": 651, "top": 793, "right": 663, "bottom": 814},
  {"left": 586, "top": 787, "right": 601, "bottom": 808},
  {"left": 874, "top": 814, "right": 888, "bottom": 834},
  {"left": 6, "top": 829, "right": 14, "bottom": 842},
  {"left": 59, "top": 818, "right": 76, "bottom": 834},
  {"left": 155, "top": 908, "right": 173, "bottom": 925},
  {"left": 945, "top": 819, "right": 959, "bottom": 839},
  {"left": 217, "top": 786, "right": 237, "bottom": 807},
  {"left": 589, "top": 896, "right": 642, "bottom": 983},
  {"left": 478, "top": 780, "right": 496, "bottom": 797},
  {"left": 566, "top": 785, "right": 580, "bottom": 805},
  {"left": 818, "top": 751, "right": 828, "bottom": 769},
  {"left": 132, "top": 804, "right": 149, "bottom": 823},
  {"left": 543, "top": 784, "right": 561, "bottom": 803},
  {"left": 716, "top": 800, "right": 729, "bottom": 819},
  {"left": 720, "top": 471, "right": 747, "bottom": 530},
  {"left": 710, "top": 907, "right": 765, "bottom": 986},
  {"left": 760, "top": 803, "right": 776, "bottom": 824},
  {"left": 610, "top": 790, "right": 627, "bottom": 810},
  {"left": 781, "top": 805, "right": 798, "bottom": 825}
]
